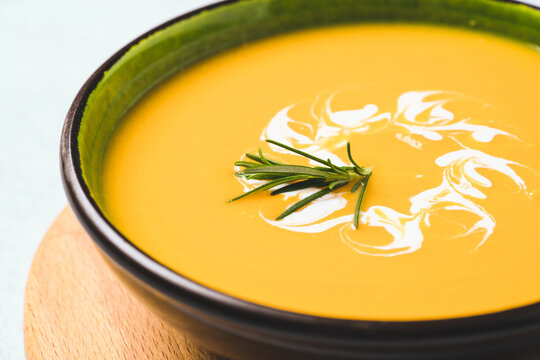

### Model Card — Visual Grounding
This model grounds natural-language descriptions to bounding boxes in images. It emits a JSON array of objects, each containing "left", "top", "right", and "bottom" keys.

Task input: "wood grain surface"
[{"left": 24, "top": 207, "right": 224, "bottom": 360}]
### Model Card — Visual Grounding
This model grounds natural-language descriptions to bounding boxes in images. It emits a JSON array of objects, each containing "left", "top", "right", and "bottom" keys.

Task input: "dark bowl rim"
[{"left": 61, "top": 0, "right": 540, "bottom": 339}]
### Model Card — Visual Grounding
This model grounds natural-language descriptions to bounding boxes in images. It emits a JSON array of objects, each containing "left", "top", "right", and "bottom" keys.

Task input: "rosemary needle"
[{"left": 229, "top": 139, "right": 372, "bottom": 229}]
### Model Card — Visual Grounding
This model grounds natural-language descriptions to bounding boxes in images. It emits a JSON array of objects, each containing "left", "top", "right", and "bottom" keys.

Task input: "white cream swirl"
[{"left": 236, "top": 89, "right": 534, "bottom": 256}]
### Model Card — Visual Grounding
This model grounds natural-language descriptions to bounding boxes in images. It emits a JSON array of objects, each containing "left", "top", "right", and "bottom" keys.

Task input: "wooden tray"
[{"left": 24, "top": 207, "right": 225, "bottom": 359}]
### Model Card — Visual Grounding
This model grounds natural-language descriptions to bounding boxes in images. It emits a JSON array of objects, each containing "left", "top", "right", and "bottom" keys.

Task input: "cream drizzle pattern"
[{"left": 235, "top": 90, "right": 533, "bottom": 256}]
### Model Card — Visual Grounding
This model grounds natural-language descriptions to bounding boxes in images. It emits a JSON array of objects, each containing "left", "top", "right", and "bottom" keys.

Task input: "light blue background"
[{"left": 0, "top": 1, "right": 538, "bottom": 359}]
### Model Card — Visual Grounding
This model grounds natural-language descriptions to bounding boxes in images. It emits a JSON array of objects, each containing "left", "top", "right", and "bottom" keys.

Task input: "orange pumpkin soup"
[{"left": 102, "top": 24, "right": 540, "bottom": 320}]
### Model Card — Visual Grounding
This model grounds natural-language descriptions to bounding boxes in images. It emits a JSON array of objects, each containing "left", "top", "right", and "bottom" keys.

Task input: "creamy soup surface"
[{"left": 102, "top": 24, "right": 540, "bottom": 320}]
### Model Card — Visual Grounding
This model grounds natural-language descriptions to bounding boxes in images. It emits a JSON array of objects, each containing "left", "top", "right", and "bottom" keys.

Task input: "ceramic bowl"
[{"left": 61, "top": 0, "right": 540, "bottom": 358}]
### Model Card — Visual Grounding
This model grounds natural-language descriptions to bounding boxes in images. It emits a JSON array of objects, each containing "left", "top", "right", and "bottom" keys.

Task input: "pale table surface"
[{"left": 1, "top": 1, "right": 538, "bottom": 359}]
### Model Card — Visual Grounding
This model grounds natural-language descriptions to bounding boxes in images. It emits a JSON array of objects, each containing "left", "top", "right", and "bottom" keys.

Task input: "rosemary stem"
[
  {"left": 353, "top": 173, "right": 372, "bottom": 229},
  {"left": 230, "top": 139, "right": 372, "bottom": 230}
]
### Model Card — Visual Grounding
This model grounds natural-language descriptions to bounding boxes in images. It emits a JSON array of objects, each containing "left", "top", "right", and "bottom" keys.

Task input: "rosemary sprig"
[{"left": 229, "top": 139, "right": 372, "bottom": 229}]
